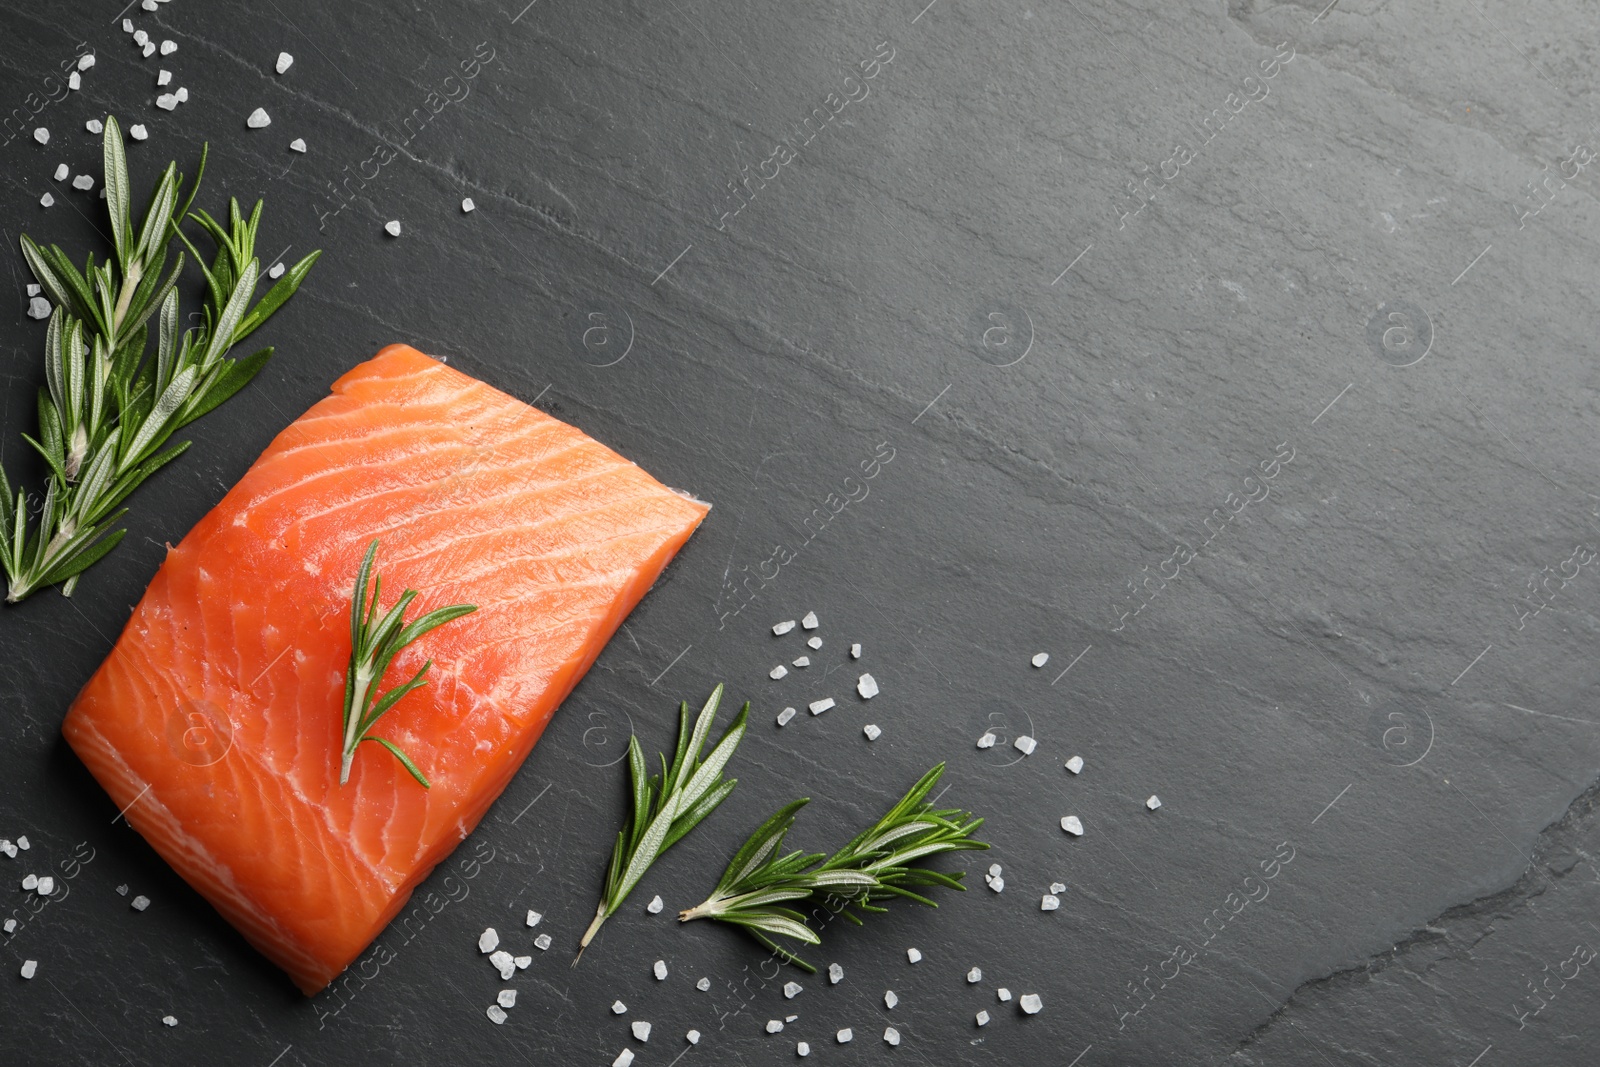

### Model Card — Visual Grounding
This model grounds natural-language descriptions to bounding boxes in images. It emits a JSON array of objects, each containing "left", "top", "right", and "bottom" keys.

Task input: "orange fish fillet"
[{"left": 62, "top": 344, "right": 709, "bottom": 994}]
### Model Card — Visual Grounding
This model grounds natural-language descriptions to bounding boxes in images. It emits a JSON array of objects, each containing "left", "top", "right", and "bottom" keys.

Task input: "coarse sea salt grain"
[
  {"left": 777, "top": 707, "right": 796, "bottom": 726},
  {"left": 156, "top": 94, "right": 177, "bottom": 111},
  {"left": 21, "top": 874, "right": 36, "bottom": 891},
  {"left": 1041, "top": 894, "right": 1060, "bottom": 911},
  {"left": 497, "top": 989, "right": 517, "bottom": 1008},
  {"left": 79, "top": 54, "right": 95, "bottom": 70},
  {"left": 35, "top": 876, "right": 54, "bottom": 896},
  {"left": 267, "top": 262, "right": 285, "bottom": 279},
  {"left": 514, "top": 955, "right": 531, "bottom": 969},
  {"left": 828, "top": 962, "right": 844, "bottom": 984},
  {"left": 807, "top": 636, "right": 822, "bottom": 650},
  {"left": 20, "top": 960, "right": 36, "bottom": 979},
  {"left": 906, "top": 947, "right": 922, "bottom": 963},
  {"left": 976, "top": 731, "right": 996, "bottom": 749},
  {"left": 1013, "top": 734, "right": 1037, "bottom": 756},
  {"left": 792, "top": 656, "right": 809, "bottom": 668},
  {"left": 785, "top": 1014, "right": 798, "bottom": 1023},
  {"left": 1020, "top": 993, "right": 1043, "bottom": 1014},
  {"left": 769, "top": 665, "right": 788, "bottom": 680},
  {"left": 73, "top": 174, "right": 94, "bottom": 191},
  {"left": 976, "top": 1009, "right": 990, "bottom": 1026},
  {"left": 26, "top": 285, "right": 39, "bottom": 297},
  {"left": 1061, "top": 815, "right": 1083, "bottom": 836},
  {"left": 796, "top": 1041, "right": 810, "bottom": 1056},
  {"left": 884, "top": 1027, "right": 901, "bottom": 1046},
  {"left": 68, "top": 72, "right": 80, "bottom": 91},
  {"left": 1065, "top": 755, "right": 1084, "bottom": 774},
  {"left": 290, "top": 138, "right": 307, "bottom": 153},
  {"left": 1050, "top": 881, "right": 1066, "bottom": 894},
  {"left": 1031, "top": 652, "right": 1049, "bottom": 667},
  {"left": 686, "top": 1030, "right": 700, "bottom": 1044},
  {"left": 3, "top": 919, "right": 15, "bottom": 933},
  {"left": 765, "top": 1019, "right": 783, "bottom": 1034},
  {"left": 38, "top": 194, "right": 53, "bottom": 210},
  {"left": 478, "top": 928, "right": 499, "bottom": 953},
  {"left": 276, "top": 52, "right": 294, "bottom": 74},
  {"left": 461, "top": 197, "right": 475, "bottom": 212},
  {"left": 988, "top": 863, "right": 1002, "bottom": 877},
  {"left": 884, "top": 989, "right": 898, "bottom": 1008},
  {"left": 696, "top": 977, "right": 711, "bottom": 991},
  {"left": 967, "top": 967, "right": 982, "bottom": 983},
  {"left": 801, "top": 611, "right": 818, "bottom": 629},
  {"left": 988, "top": 876, "right": 1005, "bottom": 893},
  {"left": 175, "top": 87, "right": 188, "bottom": 103},
  {"left": 28, "top": 294, "right": 50, "bottom": 315},
  {"left": 857, "top": 673, "right": 878, "bottom": 699},
  {"left": 143, "top": 41, "right": 156, "bottom": 58},
  {"left": 783, "top": 981, "right": 802, "bottom": 998},
  {"left": 141, "top": 0, "right": 156, "bottom": 9},
  {"left": 533, "top": 933, "right": 552, "bottom": 950},
  {"left": 33, "top": 128, "right": 48, "bottom": 145},
  {"left": 384, "top": 220, "right": 402, "bottom": 237},
  {"left": 837, "top": 1028, "right": 853, "bottom": 1044},
  {"left": 612, "top": 1000, "right": 628, "bottom": 1015},
  {"left": 773, "top": 619, "right": 795, "bottom": 635},
  {"left": 160, "top": 40, "right": 177, "bottom": 55},
  {"left": 808, "top": 697, "right": 834, "bottom": 715},
  {"left": 486, "top": 1004, "right": 508, "bottom": 1024},
  {"left": 246, "top": 107, "right": 271, "bottom": 129},
  {"left": 86, "top": 119, "right": 103, "bottom": 133},
  {"left": 611, "top": 1051, "right": 634, "bottom": 1067},
  {"left": 490, "top": 951, "right": 515, "bottom": 979},
  {"left": 647, "top": 895, "right": 664, "bottom": 914},
  {"left": 130, "top": 125, "right": 149, "bottom": 141},
  {"left": 863, "top": 724, "right": 881, "bottom": 741},
  {"left": 122, "top": 18, "right": 133, "bottom": 32},
  {"left": 997, "top": 988, "right": 1011, "bottom": 1002},
  {"left": 653, "top": 959, "right": 668, "bottom": 980},
  {"left": 631, "top": 1020, "right": 651, "bottom": 1042},
  {"left": 158, "top": 69, "right": 171, "bottom": 86},
  {"left": 851, "top": 643, "right": 861, "bottom": 658},
  {"left": 1147, "top": 795, "right": 1162, "bottom": 810},
  {"left": 162, "top": 1015, "right": 178, "bottom": 1026},
  {"left": 115, "top": 884, "right": 128, "bottom": 896},
  {"left": 134, "top": 30, "right": 149, "bottom": 45},
  {"left": 53, "top": 163, "right": 67, "bottom": 181}
]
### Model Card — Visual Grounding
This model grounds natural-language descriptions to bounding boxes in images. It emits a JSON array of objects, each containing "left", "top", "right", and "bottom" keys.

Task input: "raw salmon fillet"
[{"left": 62, "top": 344, "right": 709, "bottom": 994}]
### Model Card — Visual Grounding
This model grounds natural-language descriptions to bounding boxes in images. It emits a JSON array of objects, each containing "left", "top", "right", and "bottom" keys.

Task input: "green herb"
[
  {"left": 340, "top": 539, "right": 476, "bottom": 789},
  {"left": 0, "top": 115, "right": 320, "bottom": 603},
  {"left": 678, "top": 762, "right": 987, "bottom": 972},
  {"left": 575, "top": 684, "right": 748, "bottom": 965}
]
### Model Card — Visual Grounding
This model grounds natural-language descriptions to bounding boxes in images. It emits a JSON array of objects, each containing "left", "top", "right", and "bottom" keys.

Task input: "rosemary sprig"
[
  {"left": 575, "top": 684, "right": 748, "bottom": 965},
  {"left": 679, "top": 762, "right": 988, "bottom": 972},
  {"left": 340, "top": 540, "right": 476, "bottom": 789},
  {"left": 0, "top": 115, "right": 320, "bottom": 603}
]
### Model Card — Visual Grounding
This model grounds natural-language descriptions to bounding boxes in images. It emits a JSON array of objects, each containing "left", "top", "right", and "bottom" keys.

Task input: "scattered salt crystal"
[
  {"left": 836, "top": 1028, "right": 853, "bottom": 1044},
  {"left": 884, "top": 989, "right": 898, "bottom": 1008},
  {"left": 533, "top": 933, "right": 551, "bottom": 950},
  {"left": 785, "top": 1014, "right": 798, "bottom": 1022},
  {"left": 384, "top": 220, "right": 402, "bottom": 237},
  {"left": 72, "top": 174, "right": 94, "bottom": 191},
  {"left": 246, "top": 108, "right": 271, "bottom": 129},
  {"left": 1065, "top": 755, "right": 1084, "bottom": 774},
  {"left": 130, "top": 125, "right": 149, "bottom": 141},
  {"left": 488, "top": 1006, "right": 510, "bottom": 1026},
  {"left": 765, "top": 1019, "right": 783, "bottom": 1034},
  {"left": 884, "top": 1027, "right": 901, "bottom": 1046},
  {"left": 631, "top": 1020, "right": 651, "bottom": 1041},
  {"left": 86, "top": 119, "right": 103, "bottom": 134},
  {"left": 976, "top": 731, "right": 996, "bottom": 749},
  {"left": 997, "top": 988, "right": 1011, "bottom": 1002},
  {"left": 1031, "top": 652, "right": 1050, "bottom": 667},
  {"left": 686, "top": 1030, "right": 701, "bottom": 1044},
  {"left": 513, "top": 955, "right": 531, "bottom": 969},
  {"left": 851, "top": 643, "right": 861, "bottom": 658},
  {"left": 612, "top": 1000, "right": 628, "bottom": 1015},
  {"left": 1020, "top": 993, "right": 1043, "bottom": 1014},
  {"left": 967, "top": 967, "right": 982, "bottom": 983},
  {"left": 115, "top": 884, "right": 129, "bottom": 896},
  {"left": 796, "top": 1041, "right": 809, "bottom": 1056},
  {"left": 828, "top": 963, "right": 843, "bottom": 984},
  {"left": 611, "top": 1051, "right": 634, "bottom": 1067},
  {"left": 863, "top": 724, "right": 881, "bottom": 741},
  {"left": 28, "top": 295, "right": 49, "bottom": 316},
  {"left": 134, "top": 30, "right": 149, "bottom": 45},
  {"left": 33, "top": 128, "right": 48, "bottom": 145},
  {"left": 1041, "top": 894, "right": 1060, "bottom": 911},
  {"left": 976, "top": 1010, "right": 990, "bottom": 1026},
  {"left": 156, "top": 94, "right": 178, "bottom": 111},
  {"left": 290, "top": 138, "right": 307, "bottom": 153},
  {"left": 142, "top": 41, "right": 156, "bottom": 57},
  {"left": 20, "top": 960, "right": 36, "bottom": 979},
  {"left": 777, "top": 707, "right": 796, "bottom": 726},
  {"left": 175, "top": 87, "right": 187, "bottom": 102},
  {"left": 801, "top": 612, "right": 819, "bottom": 629},
  {"left": 157, "top": 69, "right": 172, "bottom": 86},
  {"left": 68, "top": 72, "right": 80, "bottom": 91},
  {"left": 988, "top": 863, "right": 1002, "bottom": 877},
  {"left": 160, "top": 40, "right": 177, "bottom": 55},
  {"left": 1061, "top": 815, "right": 1083, "bottom": 836},
  {"left": 906, "top": 948, "right": 921, "bottom": 963},
  {"left": 772, "top": 620, "right": 795, "bottom": 635},
  {"left": 276, "top": 52, "right": 294, "bottom": 74},
  {"left": 857, "top": 674, "right": 878, "bottom": 699},
  {"left": 770, "top": 665, "right": 788, "bottom": 680},
  {"left": 142, "top": 0, "right": 156, "bottom": 9},
  {"left": 783, "top": 981, "right": 802, "bottom": 998},
  {"left": 53, "top": 163, "right": 68, "bottom": 181},
  {"left": 988, "top": 876, "right": 1005, "bottom": 892},
  {"left": 21, "top": 874, "right": 37, "bottom": 890},
  {"left": 122, "top": 19, "right": 133, "bottom": 32},
  {"left": 268, "top": 262, "right": 285, "bottom": 279},
  {"left": 25, "top": 285, "right": 39, "bottom": 296},
  {"left": 162, "top": 1015, "right": 178, "bottom": 1026},
  {"left": 1146, "top": 795, "right": 1162, "bottom": 810},
  {"left": 1013, "top": 735, "right": 1036, "bottom": 756},
  {"left": 3, "top": 919, "right": 14, "bottom": 933},
  {"left": 1050, "top": 882, "right": 1066, "bottom": 894},
  {"left": 462, "top": 197, "right": 475, "bottom": 212},
  {"left": 653, "top": 959, "right": 668, "bottom": 980},
  {"left": 489, "top": 950, "right": 514, "bottom": 979},
  {"left": 807, "top": 636, "right": 822, "bottom": 650},
  {"left": 35, "top": 876, "right": 54, "bottom": 896},
  {"left": 497, "top": 989, "right": 517, "bottom": 1008},
  {"left": 792, "top": 656, "right": 809, "bottom": 668},
  {"left": 78, "top": 54, "right": 95, "bottom": 70},
  {"left": 478, "top": 928, "right": 499, "bottom": 953},
  {"left": 808, "top": 698, "right": 835, "bottom": 715},
  {"left": 647, "top": 895, "right": 664, "bottom": 914},
  {"left": 696, "top": 977, "right": 711, "bottom": 991}
]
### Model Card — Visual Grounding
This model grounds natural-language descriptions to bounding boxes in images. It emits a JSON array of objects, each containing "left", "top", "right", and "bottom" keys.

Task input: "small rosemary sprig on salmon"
[
  {"left": 340, "top": 539, "right": 476, "bottom": 789},
  {"left": 575, "top": 685, "right": 748, "bottom": 965},
  {"left": 0, "top": 116, "right": 319, "bottom": 603}
]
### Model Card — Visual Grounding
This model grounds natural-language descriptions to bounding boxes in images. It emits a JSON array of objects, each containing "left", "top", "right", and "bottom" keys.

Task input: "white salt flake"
[
  {"left": 28, "top": 295, "right": 50, "bottom": 315},
  {"left": 461, "top": 197, "right": 475, "bottom": 213},
  {"left": 1041, "top": 894, "right": 1061, "bottom": 911},
  {"left": 1050, "top": 882, "right": 1066, "bottom": 894},
  {"left": 156, "top": 94, "right": 178, "bottom": 111},
  {"left": 21, "top": 874, "right": 37, "bottom": 890},
  {"left": 631, "top": 1020, "right": 651, "bottom": 1041},
  {"left": 967, "top": 967, "right": 982, "bottom": 983},
  {"left": 72, "top": 174, "right": 94, "bottom": 191},
  {"left": 53, "top": 163, "right": 68, "bottom": 181},
  {"left": 490, "top": 951, "right": 515, "bottom": 980},
  {"left": 851, "top": 643, "right": 861, "bottom": 658},
  {"left": 647, "top": 895, "right": 664, "bottom": 914},
  {"left": 1032, "top": 652, "right": 1050, "bottom": 667},
  {"left": 785, "top": 1014, "right": 798, "bottom": 1022},
  {"left": 133, "top": 29, "right": 149, "bottom": 45},
  {"left": 161, "top": 1015, "right": 178, "bottom": 1027},
  {"left": 1061, "top": 815, "right": 1083, "bottom": 836},
  {"left": 497, "top": 989, "right": 517, "bottom": 1008},
  {"left": 988, "top": 876, "right": 1005, "bottom": 893},
  {"left": 988, "top": 863, "right": 1002, "bottom": 877},
  {"left": 783, "top": 980, "right": 802, "bottom": 998},
  {"left": 1020, "top": 992, "right": 1043, "bottom": 1014},
  {"left": 68, "top": 72, "right": 81, "bottom": 91},
  {"left": 1013, "top": 734, "right": 1037, "bottom": 756},
  {"left": 997, "top": 988, "right": 1012, "bottom": 1002},
  {"left": 765, "top": 1019, "right": 783, "bottom": 1034},
  {"left": 142, "top": 41, "right": 156, "bottom": 58},
  {"left": 906, "top": 948, "right": 921, "bottom": 963},
  {"left": 78, "top": 54, "right": 95, "bottom": 70},
  {"left": 796, "top": 1041, "right": 810, "bottom": 1056},
  {"left": 533, "top": 933, "right": 552, "bottom": 950},
  {"left": 808, "top": 697, "right": 835, "bottom": 715},
  {"left": 246, "top": 107, "right": 271, "bottom": 129},
  {"left": 130, "top": 125, "right": 149, "bottom": 141},
  {"left": 25, "top": 285, "right": 39, "bottom": 297},
  {"left": 696, "top": 977, "right": 711, "bottom": 991},
  {"left": 884, "top": 1027, "right": 901, "bottom": 1046},
  {"left": 976, "top": 731, "right": 996, "bottom": 749},
  {"left": 801, "top": 611, "right": 819, "bottom": 629},
  {"left": 35, "top": 876, "right": 54, "bottom": 896},
  {"left": 976, "top": 1009, "right": 991, "bottom": 1026},
  {"left": 611, "top": 1051, "right": 634, "bottom": 1067},
  {"left": 1146, "top": 795, "right": 1162, "bottom": 810},
  {"left": 268, "top": 262, "right": 285, "bottom": 279},
  {"left": 513, "top": 955, "right": 531, "bottom": 970},
  {"left": 772, "top": 619, "right": 795, "bottom": 635},
  {"left": 884, "top": 989, "right": 898, "bottom": 1008},
  {"left": 836, "top": 1028, "right": 853, "bottom": 1044},
  {"left": 770, "top": 665, "right": 788, "bottom": 680},
  {"left": 290, "top": 138, "right": 307, "bottom": 153},
  {"left": 807, "top": 636, "right": 822, "bottom": 650},
  {"left": 478, "top": 927, "right": 499, "bottom": 953},
  {"left": 686, "top": 1030, "right": 701, "bottom": 1044},
  {"left": 160, "top": 40, "right": 177, "bottom": 55},
  {"left": 612, "top": 1000, "right": 628, "bottom": 1015},
  {"left": 792, "top": 656, "right": 809, "bottom": 668},
  {"left": 142, "top": 0, "right": 157, "bottom": 9},
  {"left": 157, "top": 69, "right": 172, "bottom": 86},
  {"left": 175, "top": 87, "right": 188, "bottom": 103},
  {"left": 486, "top": 1004, "right": 508, "bottom": 1024},
  {"left": 777, "top": 707, "right": 796, "bottom": 726},
  {"left": 863, "top": 724, "right": 881, "bottom": 741},
  {"left": 828, "top": 962, "right": 843, "bottom": 984},
  {"left": 123, "top": 19, "right": 134, "bottom": 32},
  {"left": 653, "top": 959, "right": 668, "bottom": 980},
  {"left": 384, "top": 220, "right": 402, "bottom": 237},
  {"left": 3, "top": 919, "right": 14, "bottom": 933},
  {"left": 115, "top": 884, "right": 129, "bottom": 896},
  {"left": 86, "top": 119, "right": 103, "bottom": 134},
  {"left": 857, "top": 673, "right": 878, "bottom": 699},
  {"left": 1065, "top": 755, "right": 1084, "bottom": 774},
  {"left": 33, "top": 128, "right": 48, "bottom": 145},
  {"left": 276, "top": 52, "right": 294, "bottom": 74},
  {"left": 20, "top": 959, "right": 36, "bottom": 979},
  {"left": 524, "top": 909, "right": 542, "bottom": 927}
]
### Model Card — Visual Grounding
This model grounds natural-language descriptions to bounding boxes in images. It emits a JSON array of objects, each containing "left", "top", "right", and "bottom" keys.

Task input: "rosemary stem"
[
  {"left": 572, "top": 902, "right": 608, "bottom": 966},
  {"left": 339, "top": 666, "right": 374, "bottom": 784},
  {"left": 111, "top": 258, "right": 141, "bottom": 336}
]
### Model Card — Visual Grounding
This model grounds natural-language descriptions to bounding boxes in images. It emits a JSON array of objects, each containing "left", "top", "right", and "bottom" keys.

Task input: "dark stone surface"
[{"left": 2, "top": 0, "right": 1599, "bottom": 1064}]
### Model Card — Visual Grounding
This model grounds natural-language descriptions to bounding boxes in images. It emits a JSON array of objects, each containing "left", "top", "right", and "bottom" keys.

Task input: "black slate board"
[{"left": 3, "top": 1, "right": 1599, "bottom": 1064}]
